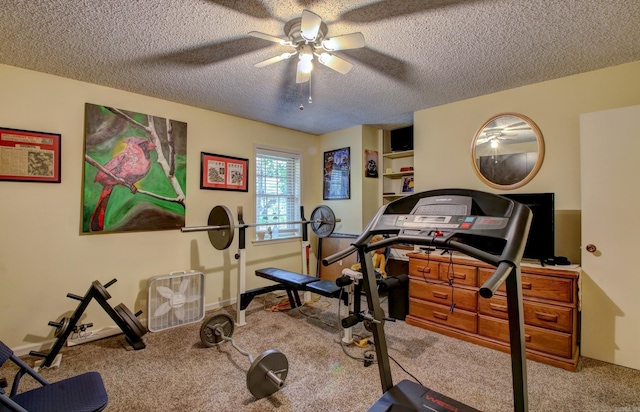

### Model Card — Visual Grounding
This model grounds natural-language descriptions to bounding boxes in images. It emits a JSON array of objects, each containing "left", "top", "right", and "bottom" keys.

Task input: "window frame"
[{"left": 254, "top": 145, "right": 302, "bottom": 243}]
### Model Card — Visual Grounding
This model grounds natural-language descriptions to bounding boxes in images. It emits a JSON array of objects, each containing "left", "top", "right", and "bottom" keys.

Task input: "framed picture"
[
  {"left": 82, "top": 103, "right": 187, "bottom": 233},
  {"left": 323, "top": 147, "right": 350, "bottom": 200},
  {"left": 364, "top": 149, "right": 378, "bottom": 178},
  {"left": 0, "top": 127, "right": 61, "bottom": 183},
  {"left": 200, "top": 152, "right": 248, "bottom": 192},
  {"left": 402, "top": 176, "right": 414, "bottom": 193}
]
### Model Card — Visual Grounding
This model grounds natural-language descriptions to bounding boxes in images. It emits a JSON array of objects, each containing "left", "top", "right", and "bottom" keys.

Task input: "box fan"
[{"left": 147, "top": 270, "right": 205, "bottom": 332}]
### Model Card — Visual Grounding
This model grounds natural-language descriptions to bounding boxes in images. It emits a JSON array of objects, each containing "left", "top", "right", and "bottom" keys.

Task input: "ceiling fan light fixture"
[{"left": 298, "top": 53, "right": 313, "bottom": 73}]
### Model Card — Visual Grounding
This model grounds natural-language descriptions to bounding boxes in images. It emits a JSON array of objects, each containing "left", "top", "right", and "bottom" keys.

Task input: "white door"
[{"left": 580, "top": 104, "right": 640, "bottom": 370}]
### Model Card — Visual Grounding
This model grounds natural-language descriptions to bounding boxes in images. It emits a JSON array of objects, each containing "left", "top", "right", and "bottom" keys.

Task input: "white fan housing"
[
  {"left": 249, "top": 9, "right": 365, "bottom": 83},
  {"left": 148, "top": 270, "right": 205, "bottom": 332}
]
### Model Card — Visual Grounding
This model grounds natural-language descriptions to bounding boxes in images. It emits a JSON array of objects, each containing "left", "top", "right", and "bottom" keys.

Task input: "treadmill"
[{"left": 322, "top": 189, "right": 532, "bottom": 412}]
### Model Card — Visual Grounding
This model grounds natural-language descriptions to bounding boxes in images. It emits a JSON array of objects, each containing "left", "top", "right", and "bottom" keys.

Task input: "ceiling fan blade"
[
  {"left": 318, "top": 53, "right": 353, "bottom": 74},
  {"left": 300, "top": 10, "right": 322, "bottom": 41},
  {"left": 248, "top": 31, "right": 289, "bottom": 45},
  {"left": 322, "top": 33, "right": 365, "bottom": 51},
  {"left": 255, "top": 52, "right": 296, "bottom": 68}
]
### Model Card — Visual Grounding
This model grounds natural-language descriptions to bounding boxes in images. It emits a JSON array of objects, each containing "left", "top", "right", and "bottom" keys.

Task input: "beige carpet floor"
[{"left": 3, "top": 294, "right": 640, "bottom": 411}]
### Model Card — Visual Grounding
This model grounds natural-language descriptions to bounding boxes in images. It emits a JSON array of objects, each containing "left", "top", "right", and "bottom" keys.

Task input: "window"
[{"left": 255, "top": 146, "right": 301, "bottom": 241}]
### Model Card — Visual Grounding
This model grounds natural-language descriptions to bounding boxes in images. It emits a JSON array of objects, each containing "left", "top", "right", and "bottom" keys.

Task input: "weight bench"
[{"left": 239, "top": 267, "right": 343, "bottom": 311}]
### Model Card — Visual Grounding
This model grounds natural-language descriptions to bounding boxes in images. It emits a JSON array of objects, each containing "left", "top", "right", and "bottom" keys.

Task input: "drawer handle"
[
  {"left": 433, "top": 291, "right": 449, "bottom": 299},
  {"left": 535, "top": 312, "right": 558, "bottom": 323},
  {"left": 522, "top": 282, "right": 532, "bottom": 290},
  {"left": 452, "top": 272, "right": 467, "bottom": 280},
  {"left": 419, "top": 266, "right": 431, "bottom": 274},
  {"left": 525, "top": 334, "right": 531, "bottom": 342},
  {"left": 433, "top": 312, "right": 448, "bottom": 321},
  {"left": 489, "top": 302, "right": 508, "bottom": 313}
]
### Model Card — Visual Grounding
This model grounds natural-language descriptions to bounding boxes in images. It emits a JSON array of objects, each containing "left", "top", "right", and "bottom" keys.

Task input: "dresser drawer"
[
  {"left": 409, "top": 298, "right": 477, "bottom": 333},
  {"left": 478, "top": 315, "right": 572, "bottom": 358},
  {"left": 478, "top": 268, "right": 574, "bottom": 303},
  {"left": 439, "top": 263, "right": 477, "bottom": 287},
  {"left": 478, "top": 295, "right": 573, "bottom": 333},
  {"left": 410, "top": 280, "right": 478, "bottom": 312},
  {"left": 409, "top": 259, "right": 439, "bottom": 281}
]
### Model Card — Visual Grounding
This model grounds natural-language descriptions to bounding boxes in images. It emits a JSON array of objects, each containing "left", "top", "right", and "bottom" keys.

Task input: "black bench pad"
[
  {"left": 255, "top": 267, "right": 319, "bottom": 289},
  {"left": 305, "top": 280, "right": 341, "bottom": 298}
]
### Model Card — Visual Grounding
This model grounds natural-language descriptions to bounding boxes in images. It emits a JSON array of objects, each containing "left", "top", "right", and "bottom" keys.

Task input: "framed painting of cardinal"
[{"left": 82, "top": 103, "right": 187, "bottom": 233}]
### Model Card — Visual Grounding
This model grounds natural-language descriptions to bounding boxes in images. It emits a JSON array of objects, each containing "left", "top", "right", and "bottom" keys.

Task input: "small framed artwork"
[
  {"left": 402, "top": 176, "right": 414, "bottom": 193},
  {"left": 200, "top": 152, "right": 248, "bottom": 192},
  {"left": 0, "top": 127, "right": 61, "bottom": 183},
  {"left": 364, "top": 149, "right": 378, "bottom": 178},
  {"left": 323, "top": 147, "right": 350, "bottom": 200}
]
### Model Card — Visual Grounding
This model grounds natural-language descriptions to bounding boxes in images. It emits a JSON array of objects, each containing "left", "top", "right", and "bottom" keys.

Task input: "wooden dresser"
[{"left": 406, "top": 252, "right": 580, "bottom": 371}]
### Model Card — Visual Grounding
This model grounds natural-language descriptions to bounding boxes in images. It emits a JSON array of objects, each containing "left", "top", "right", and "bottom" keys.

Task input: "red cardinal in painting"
[{"left": 90, "top": 136, "right": 156, "bottom": 231}]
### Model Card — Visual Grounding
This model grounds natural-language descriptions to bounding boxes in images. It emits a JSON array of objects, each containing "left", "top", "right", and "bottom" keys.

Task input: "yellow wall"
[
  {"left": 318, "top": 126, "right": 363, "bottom": 235},
  {"left": 414, "top": 61, "right": 640, "bottom": 264},
  {"left": 0, "top": 65, "right": 321, "bottom": 350},
  {"left": 2, "top": 60, "right": 639, "bottom": 351}
]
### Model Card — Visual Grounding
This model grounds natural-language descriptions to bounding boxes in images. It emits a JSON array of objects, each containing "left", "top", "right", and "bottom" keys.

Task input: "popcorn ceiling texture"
[{"left": 0, "top": 0, "right": 638, "bottom": 134}]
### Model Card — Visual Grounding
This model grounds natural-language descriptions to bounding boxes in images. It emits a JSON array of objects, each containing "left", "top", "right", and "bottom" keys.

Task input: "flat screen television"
[
  {"left": 390, "top": 126, "right": 413, "bottom": 152},
  {"left": 502, "top": 192, "right": 555, "bottom": 263}
]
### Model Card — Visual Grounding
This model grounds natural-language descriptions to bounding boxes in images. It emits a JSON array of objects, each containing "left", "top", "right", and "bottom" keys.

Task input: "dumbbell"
[{"left": 200, "top": 313, "right": 288, "bottom": 399}]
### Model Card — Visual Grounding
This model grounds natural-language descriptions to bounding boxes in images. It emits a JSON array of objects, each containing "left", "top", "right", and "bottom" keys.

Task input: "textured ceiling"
[{"left": 1, "top": 0, "right": 639, "bottom": 135}]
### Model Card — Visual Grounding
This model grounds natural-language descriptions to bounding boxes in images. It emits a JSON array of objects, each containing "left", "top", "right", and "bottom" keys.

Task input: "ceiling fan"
[
  {"left": 476, "top": 121, "right": 534, "bottom": 145},
  {"left": 248, "top": 10, "right": 365, "bottom": 83}
]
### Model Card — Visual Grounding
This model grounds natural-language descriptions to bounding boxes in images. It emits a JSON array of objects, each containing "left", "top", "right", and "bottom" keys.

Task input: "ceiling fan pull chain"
[{"left": 308, "top": 73, "right": 312, "bottom": 104}]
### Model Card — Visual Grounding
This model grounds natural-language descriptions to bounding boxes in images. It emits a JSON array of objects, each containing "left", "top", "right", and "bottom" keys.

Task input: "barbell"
[
  {"left": 181, "top": 204, "right": 340, "bottom": 250},
  {"left": 200, "top": 313, "right": 288, "bottom": 399}
]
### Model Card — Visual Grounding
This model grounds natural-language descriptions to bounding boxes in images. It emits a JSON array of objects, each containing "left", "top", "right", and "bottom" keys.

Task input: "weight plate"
[
  {"left": 247, "top": 349, "right": 288, "bottom": 399},
  {"left": 200, "top": 313, "right": 234, "bottom": 347},
  {"left": 92, "top": 280, "right": 112, "bottom": 300},
  {"left": 115, "top": 303, "right": 148, "bottom": 338},
  {"left": 54, "top": 317, "right": 70, "bottom": 338},
  {"left": 310, "top": 205, "right": 336, "bottom": 238},
  {"left": 208, "top": 205, "right": 235, "bottom": 250}
]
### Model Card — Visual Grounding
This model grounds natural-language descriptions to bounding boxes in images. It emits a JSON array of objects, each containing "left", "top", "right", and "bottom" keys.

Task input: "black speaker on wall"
[{"left": 390, "top": 126, "right": 413, "bottom": 152}]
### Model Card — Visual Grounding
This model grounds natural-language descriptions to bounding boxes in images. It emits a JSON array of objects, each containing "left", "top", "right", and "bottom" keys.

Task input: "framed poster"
[
  {"left": 200, "top": 152, "right": 248, "bottom": 192},
  {"left": 402, "top": 176, "right": 414, "bottom": 193},
  {"left": 0, "top": 127, "right": 61, "bottom": 183},
  {"left": 323, "top": 147, "right": 350, "bottom": 200},
  {"left": 82, "top": 103, "right": 187, "bottom": 233},
  {"left": 364, "top": 149, "right": 378, "bottom": 178}
]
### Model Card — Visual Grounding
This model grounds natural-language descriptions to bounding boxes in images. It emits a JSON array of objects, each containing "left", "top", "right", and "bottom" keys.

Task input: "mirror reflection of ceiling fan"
[
  {"left": 476, "top": 121, "right": 531, "bottom": 145},
  {"left": 248, "top": 10, "right": 365, "bottom": 83}
]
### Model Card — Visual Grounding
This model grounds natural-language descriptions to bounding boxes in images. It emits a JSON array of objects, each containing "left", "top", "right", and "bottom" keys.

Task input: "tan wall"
[
  {"left": 318, "top": 126, "right": 363, "bottom": 235},
  {"left": 0, "top": 64, "right": 320, "bottom": 350},
  {"left": 414, "top": 61, "right": 640, "bottom": 264}
]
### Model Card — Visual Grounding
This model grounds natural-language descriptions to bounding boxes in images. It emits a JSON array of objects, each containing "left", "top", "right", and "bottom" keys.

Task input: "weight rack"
[{"left": 30, "top": 278, "right": 148, "bottom": 368}]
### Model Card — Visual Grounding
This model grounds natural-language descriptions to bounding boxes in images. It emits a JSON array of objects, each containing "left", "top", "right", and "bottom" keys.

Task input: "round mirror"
[{"left": 471, "top": 113, "right": 545, "bottom": 190}]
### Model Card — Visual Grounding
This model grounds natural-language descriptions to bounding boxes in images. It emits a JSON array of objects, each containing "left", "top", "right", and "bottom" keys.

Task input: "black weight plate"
[
  {"left": 207, "top": 205, "right": 235, "bottom": 250},
  {"left": 310, "top": 205, "right": 336, "bottom": 238},
  {"left": 54, "top": 317, "right": 70, "bottom": 338},
  {"left": 247, "top": 349, "right": 288, "bottom": 399},
  {"left": 115, "top": 303, "right": 148, "bottom": 337},
  {"left": 200, "top": 313, "right": 234, "bottom": 347},
  {"left": 91, "top": 280, "right": 111, "bottom": 300}
]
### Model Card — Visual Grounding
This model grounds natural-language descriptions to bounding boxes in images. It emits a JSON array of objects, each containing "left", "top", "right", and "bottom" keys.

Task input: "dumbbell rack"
[{"left": 30, "top": 279, "right": 148, "bottom": 368}]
